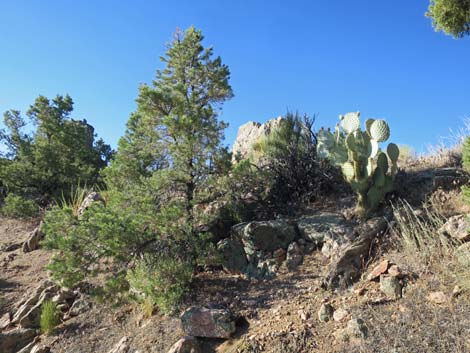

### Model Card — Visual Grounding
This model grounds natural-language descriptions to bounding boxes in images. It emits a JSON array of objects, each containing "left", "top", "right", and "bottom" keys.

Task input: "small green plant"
[
  {"left": 40, "top": 299, "right": 60, "bottom": 334},
  {"left": 1, "top": 194, "right": 39, "bottom": 218},
  {"left": 126, "top": 255, "right": 193, "bottom": 315},
  {"left": 317, "top": 112, "right": 399, "bottom": 217}
]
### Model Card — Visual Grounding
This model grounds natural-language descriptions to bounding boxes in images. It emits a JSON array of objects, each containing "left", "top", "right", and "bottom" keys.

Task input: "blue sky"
[{"left": 1, "top": 0, "right": 469, "bottom": 153}]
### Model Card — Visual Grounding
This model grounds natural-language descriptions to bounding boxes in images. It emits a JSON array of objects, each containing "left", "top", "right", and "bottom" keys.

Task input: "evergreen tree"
[
  {"left": 427, "top": 0, "right": 470, "bottom": 38},
  {"left": 0, "top": 95, "right": 112, "bottom": 209},
  {"left": 44, "top": 27, "right": 233, "bottom": 311}
]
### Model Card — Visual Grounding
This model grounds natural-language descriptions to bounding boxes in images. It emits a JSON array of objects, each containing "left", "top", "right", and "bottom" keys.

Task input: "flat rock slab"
[
  {"left": 233, "top": 220, "right": 297, "bottom": 252},
  {"left": 180, "top": 307, "right": 236, "bottom": 339}
]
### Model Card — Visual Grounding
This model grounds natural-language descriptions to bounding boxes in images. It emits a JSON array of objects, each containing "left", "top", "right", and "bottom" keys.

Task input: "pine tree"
[{"left": 44, "top": 27, "right": 234, "bottom": 310}]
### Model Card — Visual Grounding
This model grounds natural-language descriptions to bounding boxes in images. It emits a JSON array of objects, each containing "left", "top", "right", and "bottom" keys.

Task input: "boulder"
[
  {"left": 181, "top": 307, "right": 236, "bottom": 338},
  {"left": 285, "top": 242, "right": 303, "bottom": 271},
  {"left": 323, "top": 217, "right": 389, "bottom": 289},
  {"left": 217, "top": 238, "right": 248, "bottom": 273},
  {"left": 232, "top": 117, "right": 284, "bottom": 163},
  {"left": 233, "top": 220, "right": 297, "bottom": 253},
  {"left": 297, "top": 213, "right": 350, "bottom": 246},
  {"left": 22, "top": 223, "right": 44, "bottom": 253},
  {"left": 439, "top": 215, "right": 470, "bottom": 242},
  {"left": 0, "top": 328, "right": 37, "bottom": 353},
  {"left": 167, "top": 336, "right": 200, "bottom": 353}
]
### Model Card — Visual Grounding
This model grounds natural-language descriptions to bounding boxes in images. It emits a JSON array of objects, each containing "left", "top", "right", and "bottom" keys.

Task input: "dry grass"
[
  {"left": 392, "top": 199, "right": 470, "bottom": 290},
  {"left": 400, "top": 120, "right": 469, "bottom": 172}
]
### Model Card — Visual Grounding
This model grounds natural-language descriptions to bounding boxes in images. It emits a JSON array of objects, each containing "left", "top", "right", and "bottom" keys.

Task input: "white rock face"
[{"left": 231, "top": 117, "right": 284, "bottom": 162}]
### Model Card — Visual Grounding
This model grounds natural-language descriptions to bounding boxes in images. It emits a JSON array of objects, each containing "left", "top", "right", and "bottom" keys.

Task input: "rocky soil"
[{"left": 2, "top": 179, "right": 470, "bottom": 353}]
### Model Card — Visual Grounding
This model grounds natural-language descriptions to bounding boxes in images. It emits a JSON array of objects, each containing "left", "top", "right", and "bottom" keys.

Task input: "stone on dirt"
[
  {"left": 380, "top": 275, "right": 402, "bottom": 300},
  {"left": 285, "top": 242, "right": 303, "bottom": 271},
  {"left": 180, "top": 307, "right": 236, "bottom": 339},
  {"left": 366, "top": 260, "right": 389, "bottom": 281},
  {"left": 22, "top": 223, "right": 44, "bottom": 253},
  {"left": 167, "top": 336, "right": 200, "bottom": 353},
  {"left": 318, "top": 303, "right": 334, "bottom": 322},
  {"left": 107, "top": 336, "right": 130, "bottom": 353}
]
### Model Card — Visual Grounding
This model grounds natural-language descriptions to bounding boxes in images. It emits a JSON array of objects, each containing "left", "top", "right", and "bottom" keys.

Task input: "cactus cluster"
[{"left": 317, "top": 112, "right": 399, "bottom": 217}]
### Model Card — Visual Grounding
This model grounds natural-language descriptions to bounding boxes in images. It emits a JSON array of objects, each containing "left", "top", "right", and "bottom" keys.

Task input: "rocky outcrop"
[
  {"left": 231, "top": 117, "right": 284, "bottom": 162},
  {"left": 217, "top": 238, "right": 248, "bottom": 273},
  {"left": 234, "top": 220, "right": 297, "bottom": 254},
  {"left": 22, "top": 223, "right": 44, "bottom": 253},
  {"left": 218, "top": 212, "right": 355, "bottom": 279},
  {"left": 180, "top": 307, "right": 236, "bottom": 339},
  {"left": 323, "top": 217, "right": 389, "bottom": 289},
  {"left": 0, "top": 328, "right": 37, "bottom": 353}
]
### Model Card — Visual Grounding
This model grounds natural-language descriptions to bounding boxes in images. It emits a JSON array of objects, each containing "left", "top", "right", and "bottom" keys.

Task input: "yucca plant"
[{"left": 40, "top": 299, "right": 60, "bottom": 334}]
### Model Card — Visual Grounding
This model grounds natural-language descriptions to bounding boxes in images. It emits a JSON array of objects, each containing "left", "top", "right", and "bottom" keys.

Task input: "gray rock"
[
  {"left": 0, "top": 328, "right": 37, "bottom": 353},
  {"left": 285, "top": 242, "right": 303, "bottom": 271},
  {"left": 167, "top": 336, "right": 200, "bottom": 353},
  {"left": 439, "top": 215, "right": 470, "bottom": 242},
  {"left": 233, "top": 220, "right": 297, "bottom": 253},
  {"left": 346, "top": 318, "right": 368, "bottom": 339},
  {"left": 68, "top": 298, "right": 91, "bottom": 317},
  {"left": 22, "top": 223, "right": 44, "bottom": 253},
  {"left": 232, "top": 117, "right": 284, "bottom": 163},
  {"left": 217, "top": 238, "right": 248, "bottom": 273},
  {"left": 380, "top": 275, "right": 402, "bottom": 299},
  {"left": 318, "top": 303, "right": 334, "bottom": 322},
  {"left": 297, "top": 213, "right": 347, "bottom": 245},
  {"left": 181, "top": 307, "right": 236, "bottom": 338}
]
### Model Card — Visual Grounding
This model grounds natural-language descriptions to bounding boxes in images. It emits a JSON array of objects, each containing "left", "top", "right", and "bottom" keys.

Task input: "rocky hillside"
[{"left": 2, "top": 116, "right": 470, "bottom": 353}]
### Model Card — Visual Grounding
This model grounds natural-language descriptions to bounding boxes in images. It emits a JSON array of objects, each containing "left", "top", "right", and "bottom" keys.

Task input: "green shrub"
[
  {"left": 1, "top": 194, "right": 39, "bottom": 218},
  {"left": 40, "top": 299, "right": 60, "bottom": 334},
  {"left": 127, "top": 254, "right": 193, "bottom": 314}
]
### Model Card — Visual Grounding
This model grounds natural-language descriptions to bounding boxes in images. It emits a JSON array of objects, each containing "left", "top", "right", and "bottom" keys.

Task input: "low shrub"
[
  {"left": 127, "top": 254, "right": 193, "bottom": 314},
  {"left": 1, "top": 194, "right": 39, "bottom": 218}
]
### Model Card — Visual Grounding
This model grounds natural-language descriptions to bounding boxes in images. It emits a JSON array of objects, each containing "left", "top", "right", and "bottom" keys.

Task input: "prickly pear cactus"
[{"left": 317, "top": 112, "right": 399, "bottom": 217}]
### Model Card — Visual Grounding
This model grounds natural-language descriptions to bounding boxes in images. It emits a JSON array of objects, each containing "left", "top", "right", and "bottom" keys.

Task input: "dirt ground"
[{"left": 2, "top": 215, "right": 470, "bottom": 353}]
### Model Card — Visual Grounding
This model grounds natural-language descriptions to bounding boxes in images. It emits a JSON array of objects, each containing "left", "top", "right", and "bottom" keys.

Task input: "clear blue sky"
[{"left": 1, "top": 0, "right": 469, "bottom": 153}]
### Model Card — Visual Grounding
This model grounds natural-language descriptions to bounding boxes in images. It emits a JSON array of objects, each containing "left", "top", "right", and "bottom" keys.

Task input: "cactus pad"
[
  {"left": 377, "top": 152, "right": 389, "bottom": 172},
  {"left": 387, "top": 143, "right": 400, "bottom": 162},
  {"left": 341, "top": 162, "right": 355, "bottom": 181},
  {"left": 340, "top": 112, "right": 360, "bottom": 133},
  {"left": 369, "top": 119, "right": 390, "bottom": 142},
  {"left": 365, "top": 119, "right": 375, "bottom": 136}
]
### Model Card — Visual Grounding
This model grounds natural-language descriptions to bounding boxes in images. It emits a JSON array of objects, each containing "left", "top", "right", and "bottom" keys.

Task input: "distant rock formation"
[{"left": 231, "top": 117, "right": 284, "bottom": 162}]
